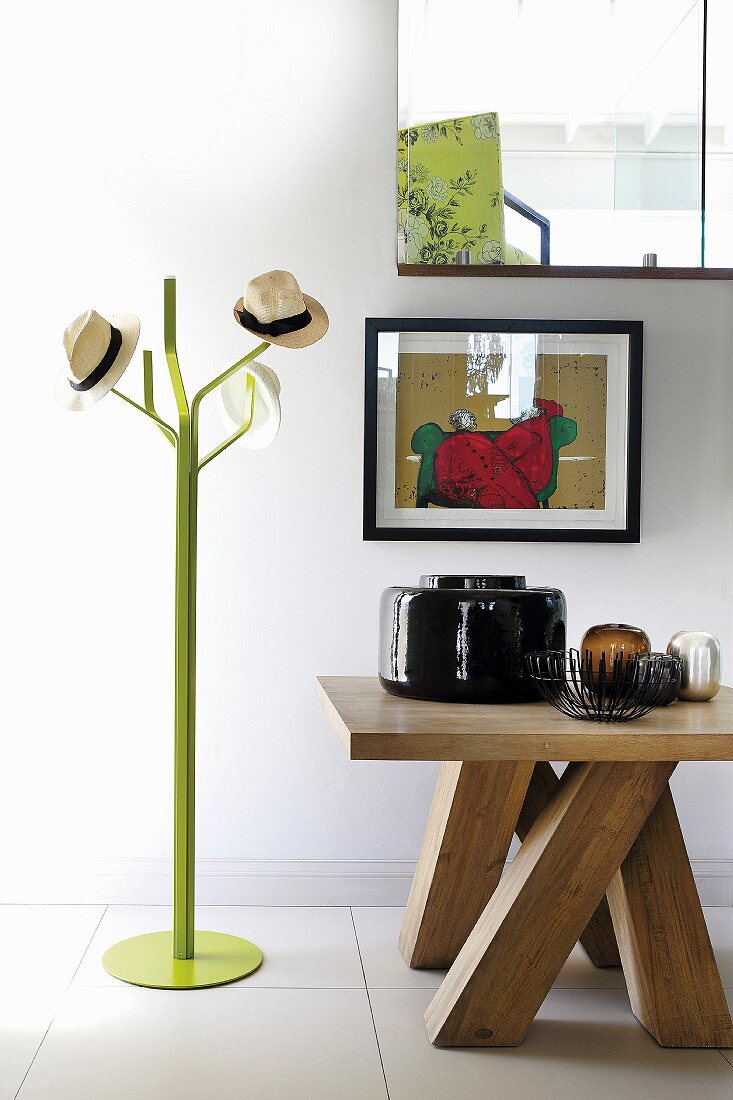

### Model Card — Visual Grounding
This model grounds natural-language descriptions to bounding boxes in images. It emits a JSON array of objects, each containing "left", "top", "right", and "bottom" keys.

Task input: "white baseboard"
[
  {"left": 0, "top": 860, "right": 415, "bottom": 906},
  {"left": 3, "top": 858, "right": 733, "bottom": 906},
  {"left": 689, "top": 861, "right": 733, "bottom": 906}
]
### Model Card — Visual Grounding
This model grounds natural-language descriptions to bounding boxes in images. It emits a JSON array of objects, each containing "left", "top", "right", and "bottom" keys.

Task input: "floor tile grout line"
[
  {"left": 14, "top": 904, "right": 109, "bottom": 1099},
  {"left": 74, "top": 984, "right": 388, "bottom": 991},
  {"left": 719, "top": 1048, "right": 733, "bottom": 1070},
  {"left": 349, "top": 907, "right": 391, "bottom": 1100},
  {"left": 0, "top": 903, "right": 112, "bottom": 908},
  {"left": 0, "top": 902, "right": 398, "bottom": 908}
]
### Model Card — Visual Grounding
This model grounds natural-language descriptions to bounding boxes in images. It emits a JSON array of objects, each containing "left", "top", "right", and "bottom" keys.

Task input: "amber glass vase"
[{"left": 581, "top": 623, "right": 651, "bottom": 677}]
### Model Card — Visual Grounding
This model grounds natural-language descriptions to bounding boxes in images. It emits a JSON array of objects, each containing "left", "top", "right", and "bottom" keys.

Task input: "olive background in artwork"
[{"left": 394, "top": 351, "right": 608, "bottom": 509}]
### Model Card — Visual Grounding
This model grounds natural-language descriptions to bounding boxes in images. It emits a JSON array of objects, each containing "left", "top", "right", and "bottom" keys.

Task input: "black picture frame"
[{"left": 363, "top": 317, "right": 643, "bottom": 543}]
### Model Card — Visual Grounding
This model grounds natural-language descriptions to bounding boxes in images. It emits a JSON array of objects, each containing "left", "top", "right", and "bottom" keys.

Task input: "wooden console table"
[{"left": 317, "top": 676, "right": 733, "bottom": 1049}]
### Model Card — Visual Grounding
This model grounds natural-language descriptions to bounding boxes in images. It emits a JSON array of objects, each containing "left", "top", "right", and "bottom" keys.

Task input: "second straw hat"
[
  {"left": 233, "top": 270, "right": 328, "bottom": 349},
  {"left": 56, "top": 309, "right": 140, "bottom": 411}
]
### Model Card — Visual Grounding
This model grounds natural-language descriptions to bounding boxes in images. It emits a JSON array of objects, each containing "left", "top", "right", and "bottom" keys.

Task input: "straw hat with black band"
[
  {"left": 56, "top": 309, "right": 140, "bottom": 411},
  {"left": 233, "top": 270, "right": 328, "bottom": 349}
]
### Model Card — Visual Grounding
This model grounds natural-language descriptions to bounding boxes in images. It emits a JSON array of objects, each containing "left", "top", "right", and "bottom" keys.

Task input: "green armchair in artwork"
[
  {"left": 412, "top": 400, "right": 576, "bottom": 510},
  {"left": 397, "top": 113, "right": 550, "bottom": 266}
]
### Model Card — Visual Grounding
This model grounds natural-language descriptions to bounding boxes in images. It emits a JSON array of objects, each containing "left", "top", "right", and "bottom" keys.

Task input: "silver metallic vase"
[{"left": 666, "top": 631, "right": 722, "bottom": 701}]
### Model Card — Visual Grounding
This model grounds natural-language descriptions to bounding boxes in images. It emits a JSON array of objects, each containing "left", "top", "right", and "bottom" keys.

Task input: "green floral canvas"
[{"left": 397, "top": 114, "right": 538, "bottom": 266}]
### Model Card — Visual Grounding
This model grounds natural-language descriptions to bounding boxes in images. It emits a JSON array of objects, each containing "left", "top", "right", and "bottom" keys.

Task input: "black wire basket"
[{"left": 526, "top": 649, "right": 683, "bottom": 723}]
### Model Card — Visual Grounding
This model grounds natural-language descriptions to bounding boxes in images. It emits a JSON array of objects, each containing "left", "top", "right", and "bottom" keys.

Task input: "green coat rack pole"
[
  {"left": 167, "top": 276, "right": 196, "bottom": 960},
  {"left": 102, "top": 278, "right": 269, "bottom": 989}
]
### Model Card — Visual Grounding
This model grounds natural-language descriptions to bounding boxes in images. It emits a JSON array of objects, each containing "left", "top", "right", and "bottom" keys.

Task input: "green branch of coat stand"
[{"left": 101, "top": 278, "right": 270, "bottom": 989}]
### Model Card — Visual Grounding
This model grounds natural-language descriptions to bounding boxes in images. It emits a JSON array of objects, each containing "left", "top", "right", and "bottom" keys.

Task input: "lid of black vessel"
[{"left": 419, "top": 576, "right": 527, "bottom": 590}]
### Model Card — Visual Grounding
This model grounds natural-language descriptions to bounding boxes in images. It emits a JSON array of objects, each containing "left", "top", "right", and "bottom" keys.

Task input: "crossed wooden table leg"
[{"left": 400, "top": 759, "right": 733, "bottom": 1048}]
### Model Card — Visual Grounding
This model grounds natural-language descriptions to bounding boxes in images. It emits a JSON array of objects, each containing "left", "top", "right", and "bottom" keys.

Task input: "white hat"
[
  {"left": 56, "top": 309, "right": 140, "bottom": 411},
  {"left": 218, "top": 361, "right": 282, "bottom": 450},
  {"left": 233, "top": 270, "right": 328, "bottom": 349}
]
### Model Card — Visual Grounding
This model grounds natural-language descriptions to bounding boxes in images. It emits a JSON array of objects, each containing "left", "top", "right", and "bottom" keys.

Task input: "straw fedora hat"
[
  {"left": 233, "top": 270, "right": 328, "bottom": 349},
  {"left": 219, "top": 361, "right": 282, "bottom": 450},
  {"left": 56, "top": 309, "right": 140, "bottom": 411}
]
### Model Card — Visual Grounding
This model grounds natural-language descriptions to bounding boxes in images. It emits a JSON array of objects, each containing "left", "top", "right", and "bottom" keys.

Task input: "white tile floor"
[{"left": 2, "top": 904, "right": 733, "bottom": 1099}]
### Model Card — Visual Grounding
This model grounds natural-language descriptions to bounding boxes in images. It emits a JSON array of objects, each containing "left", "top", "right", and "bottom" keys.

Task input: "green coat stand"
[{"left": 101, "top": 278, "right": 269, "bottom": 988}]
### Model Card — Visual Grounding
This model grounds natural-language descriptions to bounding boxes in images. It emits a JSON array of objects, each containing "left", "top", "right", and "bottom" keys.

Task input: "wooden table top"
[{"left": 317, "top": 677, "right": 733, "bottom": 762}]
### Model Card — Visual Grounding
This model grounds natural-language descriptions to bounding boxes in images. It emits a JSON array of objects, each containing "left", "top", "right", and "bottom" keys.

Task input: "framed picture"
[{"left": 363, "top": 317, "right": 643, "bottom": 542}]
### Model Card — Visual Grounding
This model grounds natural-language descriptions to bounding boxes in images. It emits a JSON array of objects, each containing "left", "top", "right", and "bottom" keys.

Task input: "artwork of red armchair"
[{"left": 427, "top": 399, "right": 571, "bottom": 510}]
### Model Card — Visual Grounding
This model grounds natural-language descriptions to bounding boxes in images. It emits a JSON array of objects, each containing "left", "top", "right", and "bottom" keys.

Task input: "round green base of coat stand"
[{"left": 102, "top": 931, "right": 263, "bottom": 989}]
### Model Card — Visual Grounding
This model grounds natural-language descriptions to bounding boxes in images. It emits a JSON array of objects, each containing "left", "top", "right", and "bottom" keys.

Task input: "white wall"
[{"left": 1, "top": 0, "right": 732, "bottom": 888}]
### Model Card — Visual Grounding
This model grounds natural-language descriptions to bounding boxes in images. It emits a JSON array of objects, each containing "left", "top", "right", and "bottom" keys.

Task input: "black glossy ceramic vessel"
[{"left": 379, "top": 575, "right": 566, "bottom": 704}]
